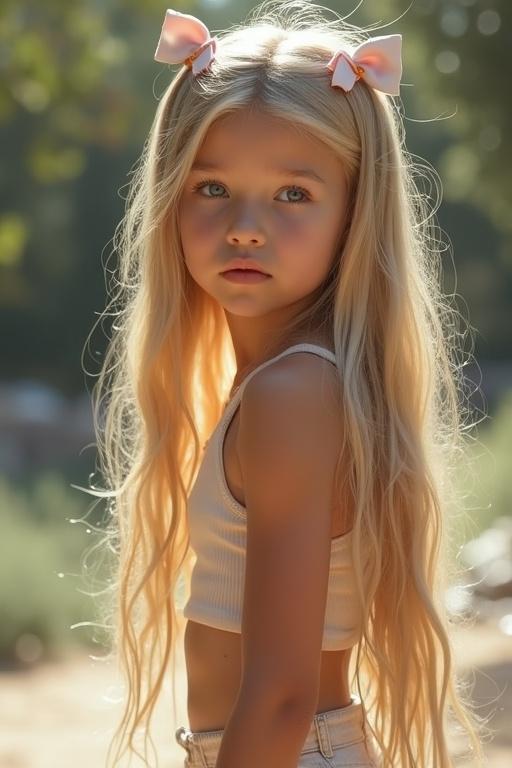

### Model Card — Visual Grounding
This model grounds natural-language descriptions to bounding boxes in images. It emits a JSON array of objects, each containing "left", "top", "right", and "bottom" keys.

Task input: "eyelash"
[{"left": 190, "top": 177, "right": 312, "bottom": 204}]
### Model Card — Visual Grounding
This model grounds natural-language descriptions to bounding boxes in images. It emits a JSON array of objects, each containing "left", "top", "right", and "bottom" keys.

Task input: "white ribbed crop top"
[{"left": 182, "top": 343, "right": 368, "bottom": 651}]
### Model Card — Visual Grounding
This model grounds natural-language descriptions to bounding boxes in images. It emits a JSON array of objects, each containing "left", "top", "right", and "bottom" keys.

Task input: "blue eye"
[
  {"left": 277, "top": 186, "right": 309, "bottom": 203},
  {"left": 191, "top": 179, "right": 227, "bottom": 197},
  {"left": 191, "top": 178, "right": 311, "bottom": 204}
]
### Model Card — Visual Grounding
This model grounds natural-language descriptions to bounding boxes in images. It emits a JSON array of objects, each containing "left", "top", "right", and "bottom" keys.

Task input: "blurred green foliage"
[
  {"left": 362, "top": 0, "right": 510, "bottom": 240},
  {"left": 0, "top": 213, "right": 28, "bottom": 268},
  {"left": 0, "top": 471, "right": 111, "bottom": 663},
  {"left": 466, "top": 388, "right": 512, "bottom": 534}
]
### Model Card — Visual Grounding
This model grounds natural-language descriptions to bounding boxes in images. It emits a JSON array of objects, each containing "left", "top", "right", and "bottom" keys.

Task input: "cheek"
[
  {"left": 279, "top": 207, "right": 342, "bottom": 252},
  {"left": 279, "top": 209, "right": 342, "bottom": 281},
  {"left": 179, "top": 200, "right": 216, "bottom": 250},
  {"left": 276, "top": 213, "right": 317, "bottom": 251}
]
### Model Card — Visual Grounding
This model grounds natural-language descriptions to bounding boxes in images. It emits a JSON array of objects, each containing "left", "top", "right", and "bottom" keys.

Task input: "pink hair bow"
[
  {"left": 154, "top": 9, "right": 217, "bottom": 75},
  {"left": 326, "top": 34, "right": 402, "bottom": 96}
]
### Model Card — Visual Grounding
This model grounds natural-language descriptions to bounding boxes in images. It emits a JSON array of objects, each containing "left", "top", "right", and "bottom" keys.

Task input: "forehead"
[{"left": 194, "top": 108, "right": 339, "bottom": 171}]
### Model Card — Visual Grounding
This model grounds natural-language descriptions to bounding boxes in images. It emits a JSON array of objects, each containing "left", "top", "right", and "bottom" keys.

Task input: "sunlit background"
[{"left": 1, "top": 1, "right": 511, "bottom": 766}]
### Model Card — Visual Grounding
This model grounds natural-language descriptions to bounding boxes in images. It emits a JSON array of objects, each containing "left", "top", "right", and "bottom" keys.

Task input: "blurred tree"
[
  {"left": 358, "top": 0, "right": 509, "bottom": 260},
  {"left": 0, "top": 0, "right": 510, "bottom": 391},
  {"left": 0, "top": 1, "right": 198, "bottom": 288},
  {"left": 0, "top": 2, "right": 132, "bottom": 181},
  {"left": 0, "top": 0, "right": 195, "bottom": 389},
  {"left": 357, "top": 0, "right": 511, "bottom": 360}
]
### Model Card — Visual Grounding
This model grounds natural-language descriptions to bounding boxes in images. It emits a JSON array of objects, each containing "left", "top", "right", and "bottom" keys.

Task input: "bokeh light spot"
[
  {"left": 477, "top": 10, "right": 501, "bottom": 36},
  {"left": 435, "top": 50, "right": 460, "bottom": 75},
  {"left": 440, "top": 8, "right": 469, "bottom": 38}
]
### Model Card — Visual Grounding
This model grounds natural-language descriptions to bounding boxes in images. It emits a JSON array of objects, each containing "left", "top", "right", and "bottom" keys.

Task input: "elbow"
[
  {"left": 276, "top": 692, "right": 318, "bottom": 726},
  {"left": 238, "top": 679, "right": 319, "bottom": 724}
]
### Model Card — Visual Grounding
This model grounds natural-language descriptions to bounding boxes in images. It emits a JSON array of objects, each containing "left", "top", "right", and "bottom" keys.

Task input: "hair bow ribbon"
[
  {"left": 154, "top": 9, "right": 217, "bottom": 75},
  {"left": 326, "top": 34, "right": 402, "bottom": 96}
]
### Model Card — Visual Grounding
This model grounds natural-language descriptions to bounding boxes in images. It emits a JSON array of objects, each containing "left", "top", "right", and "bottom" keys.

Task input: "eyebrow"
[{"left": 190, "top": 162, "right": 326, "bottom": 185}]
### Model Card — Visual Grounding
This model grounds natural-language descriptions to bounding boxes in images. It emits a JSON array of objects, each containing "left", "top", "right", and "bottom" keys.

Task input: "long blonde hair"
[{"left": 82, "top": 1, "right": 490, "bottom": 765}]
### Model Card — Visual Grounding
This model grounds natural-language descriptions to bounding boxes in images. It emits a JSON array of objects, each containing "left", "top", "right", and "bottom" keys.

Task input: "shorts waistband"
[{"left": 175, "top": 694, "right": 370, "bottom": 767}]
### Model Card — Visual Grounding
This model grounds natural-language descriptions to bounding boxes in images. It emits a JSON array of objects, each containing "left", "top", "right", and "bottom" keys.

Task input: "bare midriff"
[{"left": 184, "top": 620, "right": 354, "bottom": 732}]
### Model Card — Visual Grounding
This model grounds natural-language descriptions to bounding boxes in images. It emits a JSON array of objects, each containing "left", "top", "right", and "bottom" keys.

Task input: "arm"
[
  {"left": 213, "top": 691, "right": 316, "bottom": 768},
  {"left": 214, "top": 355, "right": 344, "bottom": 768}
]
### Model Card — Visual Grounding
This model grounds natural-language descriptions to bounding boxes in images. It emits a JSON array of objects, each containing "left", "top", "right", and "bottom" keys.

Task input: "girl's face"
[{"left": 179, "top": 108, "right": 348, "bottom": 320}]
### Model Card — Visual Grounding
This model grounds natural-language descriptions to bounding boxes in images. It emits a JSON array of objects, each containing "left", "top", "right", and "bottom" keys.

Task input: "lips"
[
  {"left": 223, "top": 268, "right": 266, "bottom": 274},
  {"left": 221, "top": 260, "right": 271, "bottom": 275},
  {"left": 221, "top": 269, "right": 271, "bottom": 284}
]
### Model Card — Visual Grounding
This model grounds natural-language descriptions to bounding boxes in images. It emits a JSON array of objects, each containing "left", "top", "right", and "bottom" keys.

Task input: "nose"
[{"left": 226, "top": 209, "right": 266, "bottom": 247}]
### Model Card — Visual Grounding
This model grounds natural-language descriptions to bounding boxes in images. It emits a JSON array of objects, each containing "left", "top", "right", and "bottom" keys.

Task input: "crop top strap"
[{"left": 225, "top": 343, "right": 337, "bottom": 412}]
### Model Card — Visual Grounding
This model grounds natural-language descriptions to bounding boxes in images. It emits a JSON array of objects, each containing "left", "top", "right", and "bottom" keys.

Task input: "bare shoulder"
[{"left": 238, "top": 351, "right": 343, "bottom": 458}]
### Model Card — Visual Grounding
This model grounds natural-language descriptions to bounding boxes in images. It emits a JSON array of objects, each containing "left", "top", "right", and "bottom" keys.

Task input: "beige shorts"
[{"left": 175, "top": 693, "right": 381, "bottom": 767}]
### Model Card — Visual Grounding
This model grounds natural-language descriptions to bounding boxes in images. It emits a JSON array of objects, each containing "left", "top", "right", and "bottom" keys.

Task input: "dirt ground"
[{"left": 0, "top": 615, "right": 511, "bottom": 768}]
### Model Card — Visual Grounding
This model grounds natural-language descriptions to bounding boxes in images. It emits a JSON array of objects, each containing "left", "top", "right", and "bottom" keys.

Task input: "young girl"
[{"left": 87, "top": 1, "right": 488, "bottom": 766}]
